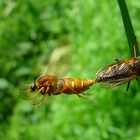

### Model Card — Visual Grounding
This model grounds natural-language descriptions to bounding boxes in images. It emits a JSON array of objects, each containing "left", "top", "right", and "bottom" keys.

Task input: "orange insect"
[{"left": 24, "top": 75, "right": 95, "bottom": 107}]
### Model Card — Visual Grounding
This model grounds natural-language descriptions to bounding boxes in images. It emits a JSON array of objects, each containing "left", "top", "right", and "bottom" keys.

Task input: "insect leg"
[
  {"left": 114, "top": 58, "right": 120, "bottom": 62},
  {"left": 23, "top": 87, "right": 45, "bottom": 100},
  {"left": 61, "top": 83, "right": 87, "bottom": 98},
  {"left": 82, "top": 92, "right": 92, "bottom": 95},
  {"left": 136, "top": 78, "right": 140, "bottom": 85},
  {"left": 33, "top": 94, "right": 46, "bottom": 107},
  {"left": 61, "top": 81, "right": 90, "bottom": 100},
  {"left": 126, "top": 81, "right": 131, "bottom": 92},
  {"left": 33, "top": 87, "right": 49, "bottom": 107},
  {"left": 76, "top": 94, "right": 89, "bottom": 100},
  {"left": 81, "top": 92, "right": 92, "bottom": 96}
]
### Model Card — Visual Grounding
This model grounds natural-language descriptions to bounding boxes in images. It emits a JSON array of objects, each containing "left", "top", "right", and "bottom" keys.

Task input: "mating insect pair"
[{"left": 24, "top": 46, "right": 140, "bottom": 106}]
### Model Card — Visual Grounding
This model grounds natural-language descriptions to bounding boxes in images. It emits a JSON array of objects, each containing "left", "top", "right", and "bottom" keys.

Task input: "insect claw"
[{"left": 38, "top": 102, "right": 43, "bottom": 108}]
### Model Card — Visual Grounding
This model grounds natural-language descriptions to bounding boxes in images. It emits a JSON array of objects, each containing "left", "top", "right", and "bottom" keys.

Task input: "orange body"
[
  {"left": 24, "top": 75, "right": 95, "bottom": 106},
  {"left": 59, "top": 78, "right": 94, "bottom": 94},
  {"left": 35, "top": 75, "right": 95, "bottom": 95}
]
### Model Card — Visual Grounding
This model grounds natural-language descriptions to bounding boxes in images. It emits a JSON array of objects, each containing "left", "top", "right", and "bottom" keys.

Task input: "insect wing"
[
  {"left": 96, "top": 59, "right": 133, "bottom": 78},
  {"left": 100, "top": 81, "right": 125, "bottom": 88},
  {"left": 99, "top": 75, "right": 136, "bottom": 88}
]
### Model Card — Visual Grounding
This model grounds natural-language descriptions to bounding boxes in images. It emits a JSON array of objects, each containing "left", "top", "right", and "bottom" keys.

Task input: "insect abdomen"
[
  {"left": 96, "top": 75, "right": 129, "bottom": 83},
  {"left": 58, "top": 78, "right": 95, "bottom": 94},
  {"left": 96, "top": 76, "right": 112, "bottom": 82}
]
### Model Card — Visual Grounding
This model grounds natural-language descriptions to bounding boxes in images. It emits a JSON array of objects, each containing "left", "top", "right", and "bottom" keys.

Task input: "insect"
[
  {"left": 23, "top": 46, "right": 140, "bottom": 106},
  {"left": 24, "top": 75, "right": 95, "bottom": 107},
  {"left": 94, "top": 45, "right": 140, "bottom": 90}
]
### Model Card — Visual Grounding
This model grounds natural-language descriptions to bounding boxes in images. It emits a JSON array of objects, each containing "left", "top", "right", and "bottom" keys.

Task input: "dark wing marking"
[{"left": 99, "top": 75, "right": 136, "bottom": 88}]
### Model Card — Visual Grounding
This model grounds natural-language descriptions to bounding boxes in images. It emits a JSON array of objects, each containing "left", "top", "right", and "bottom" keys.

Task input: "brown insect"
[
  {"left": 94, "top": 45, "right": 140, "bottom": 90},
  {"left": 24, "top": 75, "right": 95, "bottom": 107}
]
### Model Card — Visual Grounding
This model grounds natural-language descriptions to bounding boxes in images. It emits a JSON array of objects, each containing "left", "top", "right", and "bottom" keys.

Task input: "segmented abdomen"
[
  {"left": 96, "top": 76, "right": 120, "bottom": 82},
  {"left": 57, "top": 78, "right": 95, "bottom": 94}
]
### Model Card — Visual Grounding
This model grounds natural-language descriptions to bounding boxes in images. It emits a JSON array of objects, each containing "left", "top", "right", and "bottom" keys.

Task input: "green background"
[{"left": 0, "top": 0, "right": 140, "bottom": 140}]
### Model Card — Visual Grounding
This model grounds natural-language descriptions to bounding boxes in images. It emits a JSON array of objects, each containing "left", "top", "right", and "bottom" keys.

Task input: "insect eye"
[{"left": 31, "top": 82, "right": 37, "bottom": 91}]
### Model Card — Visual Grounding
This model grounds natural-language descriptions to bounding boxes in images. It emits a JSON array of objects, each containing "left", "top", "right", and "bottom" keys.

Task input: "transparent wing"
[
  {"left": 99, "top": 75, "right": 136, "bottom": 88},
  {"left": 96, "top": 59, "right": 133, "bottom": 78},
  {"left": 100, "top": 81, "right": 125, "bottom": 88}
]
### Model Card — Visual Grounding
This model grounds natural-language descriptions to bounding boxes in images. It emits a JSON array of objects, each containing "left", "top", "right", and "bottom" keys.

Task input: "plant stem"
[{"left": 117, "top": 0, "right": 139, "bottom": 57}]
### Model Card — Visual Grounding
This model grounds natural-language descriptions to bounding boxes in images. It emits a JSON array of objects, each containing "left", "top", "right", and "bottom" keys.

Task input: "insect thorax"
[
  {"left": 50, "top": 79, "right": 64, "bottom": 95},
  {"left": 56, "top": 79, "right": 64, "bottom": 90},
  {"left": 131, "top": 58, "right": 140, "bottom": 74}
]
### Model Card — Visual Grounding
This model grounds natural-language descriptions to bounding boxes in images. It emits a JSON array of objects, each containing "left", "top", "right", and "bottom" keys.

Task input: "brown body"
[
  {"left": 94, "top": 56, "right": 140, "bottom": 88},
  {"left": 94, "top": 45, "right": 140, "bottom": 88}
]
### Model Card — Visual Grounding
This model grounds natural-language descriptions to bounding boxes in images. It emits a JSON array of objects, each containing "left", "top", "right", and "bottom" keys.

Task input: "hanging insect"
[
  {"left": 23, "top": 46, "right": 140, "bottom": 106},
  {"left": 23, "top": 75, "right": 95, "bottom": 107},
  {"left": 94, "top": 45, "right": 140, "bottom": 91}
]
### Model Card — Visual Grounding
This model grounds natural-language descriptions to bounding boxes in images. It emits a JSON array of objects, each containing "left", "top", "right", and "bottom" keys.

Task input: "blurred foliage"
[{"left": 0, "top": 0, "right": 140, "bottom": 140}]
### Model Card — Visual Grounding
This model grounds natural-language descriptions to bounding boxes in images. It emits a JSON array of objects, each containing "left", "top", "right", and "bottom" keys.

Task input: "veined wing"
[
  {"left": 100, "top": 75, "right": 137, "bottom": 88},
  {"left": 96, "top": 58, "right": 134, "bottom": 78}
]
